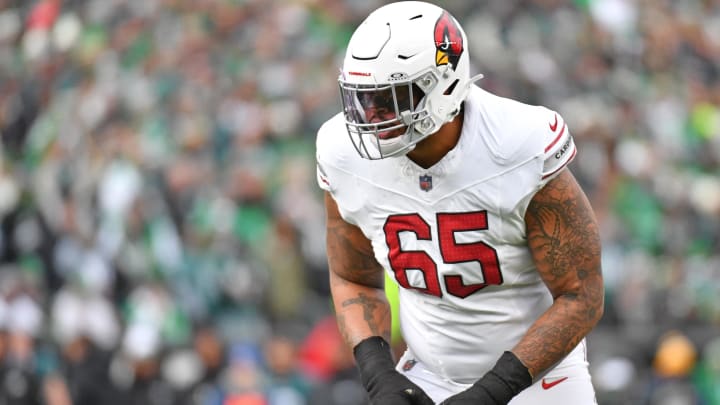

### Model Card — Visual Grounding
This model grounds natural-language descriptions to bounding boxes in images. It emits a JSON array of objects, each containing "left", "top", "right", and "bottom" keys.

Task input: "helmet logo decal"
[{"left": 434, "top": 11, "right": 463, "bottom": 71}]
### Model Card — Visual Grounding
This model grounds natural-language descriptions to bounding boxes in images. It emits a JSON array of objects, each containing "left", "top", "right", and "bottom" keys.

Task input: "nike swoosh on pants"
[{"left": 541, "top": 376, "right": 568, "bottom": 390}]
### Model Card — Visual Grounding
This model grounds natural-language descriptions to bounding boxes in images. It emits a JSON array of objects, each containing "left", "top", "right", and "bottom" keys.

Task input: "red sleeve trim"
[
  {"left": 544, "top": 124, "right": 567, "bottom": 153},
  {"left": 542, "top": 147, "right": 576, "bottom": 179}
]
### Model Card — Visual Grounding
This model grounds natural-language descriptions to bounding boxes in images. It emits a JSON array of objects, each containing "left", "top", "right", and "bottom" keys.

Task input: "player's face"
[{"left": 355, "top": 84, "right": 422, "bottom": 140}]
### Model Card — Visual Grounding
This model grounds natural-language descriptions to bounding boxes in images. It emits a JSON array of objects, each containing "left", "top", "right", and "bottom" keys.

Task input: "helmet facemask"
[{"left": 339, "top": 73, "right": 436, "bottom": 159}]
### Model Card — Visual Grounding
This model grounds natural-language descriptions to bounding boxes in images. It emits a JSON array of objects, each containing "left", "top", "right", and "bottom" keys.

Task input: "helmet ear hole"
[
  {"left": 443, "top": 79, "right": 459, "bottom": 96},
  {"left": 411, "top": 83, "right": 425, "bottom": 109}
]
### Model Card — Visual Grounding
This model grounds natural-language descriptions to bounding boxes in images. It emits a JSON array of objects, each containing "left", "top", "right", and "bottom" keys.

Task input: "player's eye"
[
  {"left": 356, "top": 84, "right": 424, "bottom": 115},
  {"left": 359, "top": 89, "right": 395, "bottom": 111}
]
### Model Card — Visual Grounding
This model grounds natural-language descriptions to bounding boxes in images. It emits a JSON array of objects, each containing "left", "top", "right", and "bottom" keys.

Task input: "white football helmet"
[{"left": 339, "top": 1, "right": 482, "bottom": 159}]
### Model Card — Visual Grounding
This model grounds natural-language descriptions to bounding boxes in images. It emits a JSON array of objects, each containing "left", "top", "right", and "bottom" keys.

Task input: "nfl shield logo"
[{"left": 419, "top": 174, "right": 432, "bottom": 192}]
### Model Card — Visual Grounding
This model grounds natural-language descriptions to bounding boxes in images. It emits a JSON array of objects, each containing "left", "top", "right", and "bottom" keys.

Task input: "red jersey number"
[{"left": 383, "top": 211, "right": 503, "bottom": 298}]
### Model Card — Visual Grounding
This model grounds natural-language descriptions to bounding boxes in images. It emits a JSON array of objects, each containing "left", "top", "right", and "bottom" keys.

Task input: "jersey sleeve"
[
  {"left": 539, "top": 111, "right": 576, "bottom": 186},
  {"left": 315, "top": 114, "right": 343, "bottom": 193},
  {"left": 314, "top": 113, "right": 364, "bottom": 226},
  {"left": 316, "top": 161, "right": 332, "bottom": 192}
]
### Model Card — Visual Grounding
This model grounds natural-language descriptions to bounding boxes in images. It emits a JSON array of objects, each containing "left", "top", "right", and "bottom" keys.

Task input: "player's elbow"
[
  {"left": 591, "top": 295, "right": 604, "bottom": 327},
  {"left": 577, "top": 263, "right": 605, "bottom": 328},
  {"left": 558, "top": 274, "right": 604, "bottom": 328},
  {"left": 587, "top": 278, "right": 605, "bottom": 327}
]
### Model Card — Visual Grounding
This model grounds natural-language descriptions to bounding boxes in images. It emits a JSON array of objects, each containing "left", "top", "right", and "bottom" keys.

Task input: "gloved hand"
[
  {"left": 439, "top": 351, "right": 532, "bottom": 405},
  {"left": 354, "top": 336, "right": 435, "bottom": 405}
]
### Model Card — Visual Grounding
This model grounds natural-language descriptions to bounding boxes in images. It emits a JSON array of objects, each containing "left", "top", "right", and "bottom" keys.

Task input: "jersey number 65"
[{"left": 384, "top": 211, "right": 503, "bottom": 299}]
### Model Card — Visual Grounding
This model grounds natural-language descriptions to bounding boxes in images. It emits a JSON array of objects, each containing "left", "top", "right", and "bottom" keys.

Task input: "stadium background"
[{"left": 0, "top": 0, "right": 719, "bottom": 404}]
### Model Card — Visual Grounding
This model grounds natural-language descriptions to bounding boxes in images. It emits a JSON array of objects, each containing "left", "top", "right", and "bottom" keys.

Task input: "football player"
[{"left": 315, "top": 2, "right": 604, "bottom": 404}]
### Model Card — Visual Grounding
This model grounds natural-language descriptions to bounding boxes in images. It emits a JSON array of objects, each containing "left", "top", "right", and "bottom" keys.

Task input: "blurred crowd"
[{"left": 0, "top": 0, "right": 718, "bottom": 404}]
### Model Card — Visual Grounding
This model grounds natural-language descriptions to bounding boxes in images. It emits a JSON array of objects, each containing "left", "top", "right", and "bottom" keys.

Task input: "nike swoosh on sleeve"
[{"left": 549, "top": 114, "right": 558, "bottom": 131}]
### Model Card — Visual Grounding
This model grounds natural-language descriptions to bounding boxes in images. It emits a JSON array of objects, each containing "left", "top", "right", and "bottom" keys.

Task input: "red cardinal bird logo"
[{"left": 434, "top": 11, "right": 464, "bottom": 71}]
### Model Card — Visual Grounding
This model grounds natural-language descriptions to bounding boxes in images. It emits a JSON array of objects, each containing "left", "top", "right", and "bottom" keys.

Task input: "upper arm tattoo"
[
  {"left": 325, "top": 192, "right": 385, "bottom": 288},
  {"left": 525, "top": 169, "right": 602, "bottom": 300}
]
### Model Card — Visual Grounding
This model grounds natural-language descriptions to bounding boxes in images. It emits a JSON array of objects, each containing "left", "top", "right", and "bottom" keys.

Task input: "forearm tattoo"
[
  {"left": 516, "top": 170, "right": 604, "bottom": 376},
  {"left": 337, "top": 292, "right": 392, "bottom": 344}
]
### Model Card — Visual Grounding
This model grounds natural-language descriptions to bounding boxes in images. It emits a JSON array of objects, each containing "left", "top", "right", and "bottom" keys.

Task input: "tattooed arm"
[
  {"left": 512, "top": 168, "right": 605, "bottom": 378},
  {"left": 324, "top": 191, "right": 392, "bottom": 348},
  {"left": 439, "top": 169, "right": 603, "bottom": 405},
  {"left": 324, "top": 191, "right": 435, "bottom": 405}
]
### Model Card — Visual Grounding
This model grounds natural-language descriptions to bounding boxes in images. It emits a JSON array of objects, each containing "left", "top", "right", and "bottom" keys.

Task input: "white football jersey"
[{"left": 316, "top": 85, "right": 577, "bottom": 384}]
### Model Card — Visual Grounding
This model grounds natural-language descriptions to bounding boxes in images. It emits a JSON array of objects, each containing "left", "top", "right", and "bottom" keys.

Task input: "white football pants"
[{"left": 396, "top": 339, "right": 598, "bottom": 405}]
